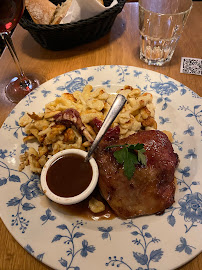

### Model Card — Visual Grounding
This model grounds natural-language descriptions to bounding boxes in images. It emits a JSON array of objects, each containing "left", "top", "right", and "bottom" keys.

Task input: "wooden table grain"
[{"left": 0, "top": 2, "right": 201, "bottom": 270}]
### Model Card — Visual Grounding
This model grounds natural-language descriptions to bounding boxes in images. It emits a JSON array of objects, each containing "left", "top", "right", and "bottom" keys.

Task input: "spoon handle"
[{"left": 85, "top": 94, "right": 127, "bottom": 162}]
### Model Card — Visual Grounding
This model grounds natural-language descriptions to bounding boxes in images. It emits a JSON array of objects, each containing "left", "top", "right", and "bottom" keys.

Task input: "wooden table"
[{"left": 0, "top": 2, "right": 201, "bottom": 270}]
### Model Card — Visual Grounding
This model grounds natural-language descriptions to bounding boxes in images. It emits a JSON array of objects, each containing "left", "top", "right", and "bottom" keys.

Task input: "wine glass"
[{"left": 0, "top": 0, "right": 44, "bottom": 103}]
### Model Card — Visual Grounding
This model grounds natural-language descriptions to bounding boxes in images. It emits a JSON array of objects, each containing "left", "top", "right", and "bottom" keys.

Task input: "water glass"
[{"left": 139, "top": 0, "right": 193, "bottom": 66}]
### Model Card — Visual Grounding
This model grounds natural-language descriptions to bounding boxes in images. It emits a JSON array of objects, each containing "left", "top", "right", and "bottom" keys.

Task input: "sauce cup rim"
[{"left": 40, "top": 149, "right": 99, "bottom": 205}]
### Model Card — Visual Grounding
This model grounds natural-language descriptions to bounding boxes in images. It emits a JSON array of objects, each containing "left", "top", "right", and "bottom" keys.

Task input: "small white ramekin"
[{"left": 40, "top": 149, "right": 99, "bottom": 205}]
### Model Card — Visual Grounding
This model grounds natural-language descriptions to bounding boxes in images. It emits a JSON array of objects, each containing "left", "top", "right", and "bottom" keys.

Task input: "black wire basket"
[{"left": 19, "top": 0, "right": 126, "bottom": 50}]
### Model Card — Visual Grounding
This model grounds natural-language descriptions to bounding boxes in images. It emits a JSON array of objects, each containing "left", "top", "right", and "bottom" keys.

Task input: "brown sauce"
[
  {"left": 46, "top": 154, "right": 92, "bottom": 198},
  {"left": 56, "top": 186, "right": 116, "bottom": 221}
]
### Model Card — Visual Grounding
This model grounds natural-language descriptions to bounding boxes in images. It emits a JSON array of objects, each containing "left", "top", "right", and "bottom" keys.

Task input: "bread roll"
[
  {"left": 97, "top": 0, "right": 104, "bottom": 5},
  {"left": 51, "top": 0, "right": 104, "bottom": 25},
  {"left": 25, "top": 0, "right": 105, "bottom": 25},
  {"left": 51, "top": 0, "right": 72, "bottom": 25},
  {"left": 25, "top": 0, "right": 56, "bottom": 24}
]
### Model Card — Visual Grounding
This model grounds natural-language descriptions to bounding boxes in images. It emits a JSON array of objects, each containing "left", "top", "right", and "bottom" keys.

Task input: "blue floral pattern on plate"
[
  {"left": 0, "top": 66, "right": 201, "bottom": 270},
  {"left": 106, "top": 221, "right": 163, "bottom": 270},
  {"left": 175, "top": 237, "right": 196, "bottom": 255},
  {"left": 52, "top": 221, "right": 95, "bottom": 270}
]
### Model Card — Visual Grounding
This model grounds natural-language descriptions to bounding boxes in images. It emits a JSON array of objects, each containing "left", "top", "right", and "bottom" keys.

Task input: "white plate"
[{"left": 0, "top": 65, "right": 201, "bottom": 270}]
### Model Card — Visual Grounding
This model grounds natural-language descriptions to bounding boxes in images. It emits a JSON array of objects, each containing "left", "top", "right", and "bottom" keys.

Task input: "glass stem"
[{"left": 1, "top": 32, "right": 30, "bottom": 88}]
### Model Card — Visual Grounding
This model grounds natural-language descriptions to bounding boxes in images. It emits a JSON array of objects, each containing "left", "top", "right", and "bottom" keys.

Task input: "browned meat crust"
[{"left": 94, "top": 130, "right": 179, "bottom": 219}]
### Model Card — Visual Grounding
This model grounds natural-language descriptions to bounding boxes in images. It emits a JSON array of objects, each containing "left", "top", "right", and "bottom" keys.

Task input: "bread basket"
[{"left": 19, "top": 0, "right": 126, "bottom": 50}]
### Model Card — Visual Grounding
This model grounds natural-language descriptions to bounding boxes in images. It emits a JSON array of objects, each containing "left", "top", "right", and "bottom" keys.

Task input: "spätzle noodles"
[{"left": 19, "top": 85, "right": 157, "bottom": 173}]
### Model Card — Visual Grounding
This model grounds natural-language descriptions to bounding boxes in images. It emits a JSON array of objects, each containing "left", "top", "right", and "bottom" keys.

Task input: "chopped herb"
[{"left": 106, "top": 143, "right": 147, "bottom": 180}]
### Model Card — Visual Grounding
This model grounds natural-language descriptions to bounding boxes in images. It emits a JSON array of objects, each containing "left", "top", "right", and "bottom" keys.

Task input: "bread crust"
[
  {"left": 25, "top": 0, "right": 56, "bottom": 24},
  {"left": 51, "top": 0, "right": 72, "bottom": 25},
  {"left": 97, "top": 0, "right": 104, "bottom": 5}
]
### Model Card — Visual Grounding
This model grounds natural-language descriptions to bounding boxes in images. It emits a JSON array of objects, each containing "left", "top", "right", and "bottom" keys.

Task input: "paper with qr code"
[{"left": 180, "top": 57, "right": 202, "bottom": 75}]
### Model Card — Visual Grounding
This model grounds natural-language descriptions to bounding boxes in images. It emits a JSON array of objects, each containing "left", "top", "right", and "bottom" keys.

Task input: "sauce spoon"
[{"left": 85, "top": 94, "right": 127, "bottom": 162}]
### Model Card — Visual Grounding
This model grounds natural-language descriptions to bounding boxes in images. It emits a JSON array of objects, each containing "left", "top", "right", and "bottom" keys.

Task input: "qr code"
[{"left": 180, "top": 57, "right": 202, "bottom": 75}]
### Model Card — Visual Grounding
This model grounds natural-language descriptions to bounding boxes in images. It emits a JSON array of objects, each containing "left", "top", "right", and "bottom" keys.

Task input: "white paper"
[{"left": 60, "top": 0, "right": 118, "bottom": 24}]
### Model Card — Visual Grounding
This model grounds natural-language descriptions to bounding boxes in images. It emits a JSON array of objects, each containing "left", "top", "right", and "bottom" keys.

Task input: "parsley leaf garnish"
[{"left": 106, "top": 143, "right": 147, "bottom": 180}]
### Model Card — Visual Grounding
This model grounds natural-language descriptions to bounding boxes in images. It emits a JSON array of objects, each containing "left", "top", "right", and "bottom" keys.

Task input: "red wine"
[{"left": 0, "top": 0, "right": 24, "bottom": 33}]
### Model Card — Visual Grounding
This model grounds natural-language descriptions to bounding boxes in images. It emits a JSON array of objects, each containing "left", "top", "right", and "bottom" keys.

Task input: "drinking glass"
[
  {"left": 139, "top": 0, "right": 193, "bottom": 66},
  {"left": 0, "top": 0, "right": 44, "bottom": 103}
]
